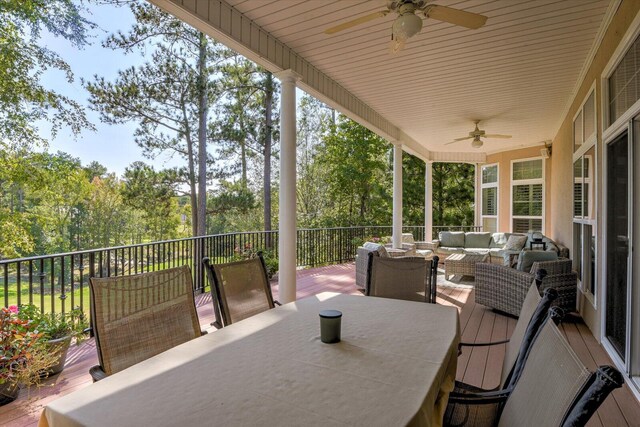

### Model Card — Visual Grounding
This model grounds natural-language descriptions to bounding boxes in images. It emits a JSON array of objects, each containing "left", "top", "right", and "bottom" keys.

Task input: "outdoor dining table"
[{"left": 38, "top": 292, "right": 460, "bottom": 427}]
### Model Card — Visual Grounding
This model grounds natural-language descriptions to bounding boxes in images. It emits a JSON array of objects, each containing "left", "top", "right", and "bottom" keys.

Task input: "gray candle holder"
[{"left": 319, "top": 309, "right": 342, "bottom": 343}]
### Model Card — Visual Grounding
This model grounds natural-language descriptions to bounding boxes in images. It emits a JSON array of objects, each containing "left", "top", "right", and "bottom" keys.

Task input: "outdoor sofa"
[{"left": 428, "top": 231, "right": 569, "bottom": 265}]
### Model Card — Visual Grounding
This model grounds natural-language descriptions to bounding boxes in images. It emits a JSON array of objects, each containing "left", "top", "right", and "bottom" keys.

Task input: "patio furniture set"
[
  {"left": 38, "top": 245, "right": 611, "bottom": 427},
  {"left": 356, "top": 230, "right": 578, "bottom": 316}
]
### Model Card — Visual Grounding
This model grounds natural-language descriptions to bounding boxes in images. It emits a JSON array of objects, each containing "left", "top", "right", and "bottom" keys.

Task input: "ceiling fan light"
[
  {"left": 471, "top": 138, "right": 483, "bottom": 148},
  {"left": 392, "top": 12, "right": 423, "bottom": 41}
]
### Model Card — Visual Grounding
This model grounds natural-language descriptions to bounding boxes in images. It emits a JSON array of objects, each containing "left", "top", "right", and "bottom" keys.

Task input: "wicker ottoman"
[{"left": 445, "top": 253, "right": 489, "bottom": 280}]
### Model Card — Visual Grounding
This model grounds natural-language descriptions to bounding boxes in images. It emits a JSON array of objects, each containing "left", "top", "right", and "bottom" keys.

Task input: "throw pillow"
[
  {"left": 362, "top": 242, "right": 388, "bottom": 258},
  {"left": 516, "top": 250, "right": 558, "bottom": 272},
  {"left": 503, "top": 235, "right": 527, "bottom": 251},
  {"left": 490, "top": 232, "right": 510, "bottom": 248}
]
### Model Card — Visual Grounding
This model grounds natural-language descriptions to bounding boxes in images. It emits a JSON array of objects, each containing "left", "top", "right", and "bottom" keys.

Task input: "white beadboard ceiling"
[{"left": 155, "top": 0, "right": 613, "bottom": 158}]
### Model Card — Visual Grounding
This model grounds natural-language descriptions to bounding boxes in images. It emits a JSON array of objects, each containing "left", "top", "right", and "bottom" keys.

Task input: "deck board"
[{"left": 1, "top": 263, "right": 637, "bottom": 427}]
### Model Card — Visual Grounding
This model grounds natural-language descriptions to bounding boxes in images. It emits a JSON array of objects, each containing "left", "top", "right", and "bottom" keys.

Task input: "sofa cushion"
[
  {"left": 504, "top": 235, "right": 527, "bottom": 251},
  {"left": 436, "top": 246, "right": 465, "bottom": 256},
  {"left": 465, "top": 232, "right": 492, "bottom": 249},
  {"left": 463, "top": 248, "right": 490, "bottom": 256},
  {"left": 439, "top": 231, "right": 465, "bottom": 248},
  {"left": 516, "top": 250, "right": 558, "bottom": 272},
  {"left": 362, "top": 242, "right": 389, "bottom": 258}
]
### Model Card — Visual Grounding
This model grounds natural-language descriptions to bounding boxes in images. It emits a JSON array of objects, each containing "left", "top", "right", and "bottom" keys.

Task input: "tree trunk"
[
  {"left": 240, "top": 112, "right": 247, "bottom": 189},
  {"left": 263, "top": 72, "right": 273, "bottom": 248},
  {"left": 186, "top": 132, "right": 198, "bottom": 236},
  {"left": 196, "top": 31, "right": 208, "bottom": 237}
]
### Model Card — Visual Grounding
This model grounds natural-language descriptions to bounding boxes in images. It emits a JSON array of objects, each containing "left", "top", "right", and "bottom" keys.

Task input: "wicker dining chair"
[
  {"left": 202, "top": 253, "right": 280, "bottom": 329},
  {"left": 445, "top": 318, "right": 624, "bottom": 426},
  {"left": 365, "top": 252, "right": 438, "bottom": 303},
  {"left": 88, "top": 265, "right": 203, "bottom": 382}
]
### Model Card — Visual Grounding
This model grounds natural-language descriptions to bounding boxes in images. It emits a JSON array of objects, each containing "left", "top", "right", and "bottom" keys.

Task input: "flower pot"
[
  {"left": 0, "top": 381, "right": 19, "bottom": 406},
  {"left": 44, "top": 335, "right": 72, "bottom": 376}
]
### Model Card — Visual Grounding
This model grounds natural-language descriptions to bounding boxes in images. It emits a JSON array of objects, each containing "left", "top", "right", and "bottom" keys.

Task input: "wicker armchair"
[
  {"left": 445, "top": 318, "right": 624, "bottom": 427},
  {"left": 365, "top": 252, "right": 438, "bottom": 303},
  {"left": 202, "top": 254, "right": 280, "bottom": 329},
  {"left": 355, "top": 242, "right": 406, "bottom": 291},
  {"left": 88, "top": 266, "right": 203, "bottom": 382},
  {"left": 475, "top": 259, "right": 577, "bottom": 317}
]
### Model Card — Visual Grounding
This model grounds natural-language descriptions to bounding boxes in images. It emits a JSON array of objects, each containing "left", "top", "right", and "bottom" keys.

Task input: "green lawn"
[
  {"left": 3, "top": 285, "right": 92, "bottom": 315},
  {"left": 1, "top": 257, "right": 229, "bottom": 314}
]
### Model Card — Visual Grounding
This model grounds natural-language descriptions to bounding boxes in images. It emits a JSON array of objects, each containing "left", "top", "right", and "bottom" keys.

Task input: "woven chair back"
[
  {"left": 90, "top": 266, "right": 201, "bottom": 376},
  {"left": 531, "top": 258, "right": 572, "bottom": 275},
  {"left": 500, "top": 283, "right": 541, "bottom": 387},
  {"left": 366, "top": 254, "right": 430, "bottom": 302},
  {"left": 207, "top": 256, "right": 275, "bottom": 327},
  {"left": 498, "top": 321, "right": 591, "bottom": 427}
]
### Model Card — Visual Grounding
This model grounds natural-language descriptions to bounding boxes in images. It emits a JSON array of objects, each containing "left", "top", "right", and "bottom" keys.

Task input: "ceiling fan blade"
[
  {"left": 445, "top": 137, "right": 471, "bottom": 145},
  {"left": 324, "top": 10, "right": 389, "bottom": 34},
  {"left": 425, "top": 5, "right": 487, "bottom": 30},
  {"left": 484, "top": 134, "right": 512, "bottom": 139}
]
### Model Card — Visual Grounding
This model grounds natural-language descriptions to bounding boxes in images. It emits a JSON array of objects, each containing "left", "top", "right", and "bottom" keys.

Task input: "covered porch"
[
  {"left": 2, "top": 263, "right": 639, "bottom": 426},
  {"left": 143, "top": 0, "right": 640, "bottom": 401}
]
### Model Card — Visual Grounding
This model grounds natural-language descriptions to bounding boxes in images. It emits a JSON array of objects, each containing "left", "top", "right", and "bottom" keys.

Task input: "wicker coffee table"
[{"left": 444, "top": 253, "right": 489, "bottom": 280}]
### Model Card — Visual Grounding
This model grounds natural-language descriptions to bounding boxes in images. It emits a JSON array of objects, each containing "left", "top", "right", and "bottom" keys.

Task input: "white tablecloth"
[{"left": 39, "top": 292, "right": 460, "bottom": 427}]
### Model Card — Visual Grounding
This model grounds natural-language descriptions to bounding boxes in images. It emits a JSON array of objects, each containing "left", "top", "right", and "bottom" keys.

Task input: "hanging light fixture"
[{"left": 390, "top": 3, "right": 422, "bottom": 52}]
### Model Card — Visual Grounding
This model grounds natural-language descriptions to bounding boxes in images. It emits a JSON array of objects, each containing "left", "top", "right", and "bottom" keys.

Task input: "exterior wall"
[
  {"left": 549, "top": 0, "right": 640, "bottom": 337},
  {"left": 485, "top": 145, "right": 551, "bottom": 233}
]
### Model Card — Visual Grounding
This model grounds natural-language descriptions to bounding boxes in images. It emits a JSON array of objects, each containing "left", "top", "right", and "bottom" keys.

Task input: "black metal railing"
[{"left": 1, "top": 225, "right": 480, "bottom": 313}]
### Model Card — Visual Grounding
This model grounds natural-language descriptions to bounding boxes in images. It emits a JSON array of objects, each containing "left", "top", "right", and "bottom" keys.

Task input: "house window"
[
  {"left": 481, "top": 164, "right": 498, "bottom": 233},
  {"left": 574, "top": 91, "right": 596, "bottom": 152},
  {"left": 511, "top": 158, "right": 543, "bottom": 233},
  {"left": 574, "top": 148, "right": 596, "bottom": 298},
  {"left": 608, "top": 32, "right": 640, "bottom": 124},
  {"left": 573, "top": 86, "right": 597, "bottom": 300}
]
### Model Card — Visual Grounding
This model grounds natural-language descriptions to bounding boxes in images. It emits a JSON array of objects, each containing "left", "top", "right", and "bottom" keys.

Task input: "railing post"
[{"left": 196, "top": 237, "right": 205, "bottom": 293}]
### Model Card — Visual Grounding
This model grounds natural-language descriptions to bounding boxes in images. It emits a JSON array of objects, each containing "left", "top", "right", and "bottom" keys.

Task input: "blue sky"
[{"left": 39, "top": 2, "right": 184, "bottom": 175}]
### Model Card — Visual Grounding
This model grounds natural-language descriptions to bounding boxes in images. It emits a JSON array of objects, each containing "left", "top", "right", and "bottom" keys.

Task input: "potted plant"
[
  {"left": 0, "top": 306, "right": 56, "bottom": 406},
  {"left": 15, "top": 305, "right": 89, "bottom": 376}
]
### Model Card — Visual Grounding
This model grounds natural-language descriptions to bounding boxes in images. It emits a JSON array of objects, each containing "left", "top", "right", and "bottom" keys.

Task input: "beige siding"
[{"left": 549, "top": 0, "right": 640, "bottom": 336}]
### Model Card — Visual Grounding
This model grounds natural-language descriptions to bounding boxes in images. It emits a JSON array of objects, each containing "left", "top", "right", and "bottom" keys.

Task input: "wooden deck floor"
[{"left": 1, "top": 263, "right": 639, "bottom": 426}]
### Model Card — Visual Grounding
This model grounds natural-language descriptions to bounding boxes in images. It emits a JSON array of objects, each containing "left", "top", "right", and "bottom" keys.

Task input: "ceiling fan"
[
  {"left": 446, "top": 120, "right": 512, "bottom": 148},
  {"left": 324, "top": 1, "right": 488, "bottom": 51}
]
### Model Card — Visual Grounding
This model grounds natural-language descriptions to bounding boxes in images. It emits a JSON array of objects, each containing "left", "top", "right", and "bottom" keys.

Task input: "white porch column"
[
  {"left": 392, "top": 144, "right": 403, "bottom": 248},
  {"left": 425, "top": 161, "right": 433, "bottom": 241},
  {"left": 474, "top": 163, "right": 481, "bottom": 229},
  {"left": 275, "top": 70, "right": 300, "bottom": 303}
]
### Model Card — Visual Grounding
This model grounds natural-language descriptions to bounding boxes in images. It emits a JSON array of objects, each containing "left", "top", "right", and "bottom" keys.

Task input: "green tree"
[
  {"left": 432, "top": 163, "right": 475, "bottom": 226},
  {"left": 212, "top": 54, "right": 279, "bottom": 237},
  {"left": 316, "top": 115, "right": 391, "bottom": 226},
  {"left": 121, "top": 162, "right": 181, "bottom": 241},
  {"left": 85, "top": 2, "right": 221, "bottom": 236},
  {"left": 0, "top": 0, "right": 94, "bottom": 149},
  {"left": 296, "top": 95, "right": 332, "bottom": 228},
  {"left": 402, "top": 154, "right": 426, "bottom": 227}
]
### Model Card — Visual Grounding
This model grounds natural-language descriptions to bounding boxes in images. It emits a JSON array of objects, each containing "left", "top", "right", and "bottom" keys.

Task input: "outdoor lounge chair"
[
  {"left": 365, "top": 252, "right": 439, "bottom": 303},
  {"left": 444, "top": 316, "right": 624, "bottom": 426},
  {"left": 88, "top": 265, "right": 203, "bottom": 382},
  {"left": 202, "top": 253, "right": 280, "bottom": 329}
]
